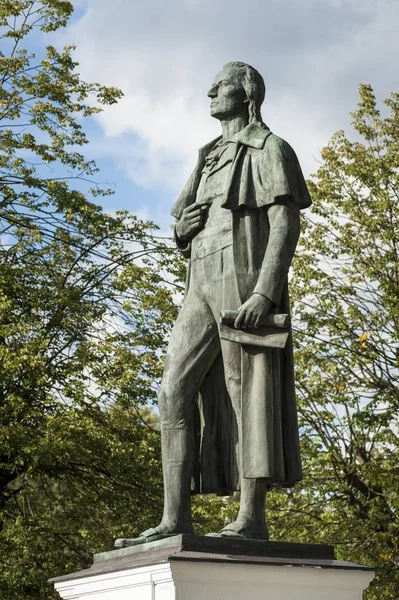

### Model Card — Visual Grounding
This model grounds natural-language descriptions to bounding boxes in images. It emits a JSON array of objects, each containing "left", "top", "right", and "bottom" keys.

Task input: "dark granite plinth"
[{"left": 50, "top": 535, "right": 373, "bottom": 585}]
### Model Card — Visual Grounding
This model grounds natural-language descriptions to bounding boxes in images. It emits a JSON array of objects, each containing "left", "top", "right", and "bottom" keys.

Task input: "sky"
[{"left": 54, "top": 0, "right": 399, "bottom": 231}]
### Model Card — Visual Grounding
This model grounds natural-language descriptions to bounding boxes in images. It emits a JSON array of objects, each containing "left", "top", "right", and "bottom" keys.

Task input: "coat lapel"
[{"left": 170, "top": 136, "right": 221, "bottom": 219}]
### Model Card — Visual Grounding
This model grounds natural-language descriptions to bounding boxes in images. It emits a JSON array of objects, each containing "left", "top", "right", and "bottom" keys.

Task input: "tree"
[
  {"left": 265, "top": 84, "right": 399, "bottom": 600},
  {"left": 0, "top": 2, "right": 182, "bottom": 597}
]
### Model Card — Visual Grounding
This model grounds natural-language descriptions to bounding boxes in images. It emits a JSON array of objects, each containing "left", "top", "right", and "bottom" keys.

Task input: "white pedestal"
[{"left": 50, "top": 535, "right": 374, "bottom": 600}]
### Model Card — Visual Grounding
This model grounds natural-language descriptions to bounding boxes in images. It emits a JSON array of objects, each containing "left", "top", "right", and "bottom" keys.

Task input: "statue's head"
[{"left": 208, "top": 61, "right": 265, "bottom": 125}]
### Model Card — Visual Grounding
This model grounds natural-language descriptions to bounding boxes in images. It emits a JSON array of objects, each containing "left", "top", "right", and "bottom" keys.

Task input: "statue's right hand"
[{"left": 175, "top": 203, "right": 209, "bottom": 242}]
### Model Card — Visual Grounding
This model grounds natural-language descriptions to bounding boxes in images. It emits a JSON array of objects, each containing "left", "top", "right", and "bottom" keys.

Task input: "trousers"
[{"left": 158, "top": 243, "right": 242, "bottom": 431}]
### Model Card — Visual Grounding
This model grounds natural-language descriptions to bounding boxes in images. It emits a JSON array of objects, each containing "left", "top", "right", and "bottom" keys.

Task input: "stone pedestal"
[{"left": 50, "top": 535, "right": 374, "bottom": 600}]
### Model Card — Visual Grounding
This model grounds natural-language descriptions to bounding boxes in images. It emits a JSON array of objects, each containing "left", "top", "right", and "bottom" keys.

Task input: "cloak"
[{"left": 171, "top": 123, "right": 311, "bottom": 495}]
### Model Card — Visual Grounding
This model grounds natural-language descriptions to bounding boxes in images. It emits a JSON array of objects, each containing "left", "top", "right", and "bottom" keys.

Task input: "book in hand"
[{"left": 219, "top": 310, "right": 291, "bottom": 349}]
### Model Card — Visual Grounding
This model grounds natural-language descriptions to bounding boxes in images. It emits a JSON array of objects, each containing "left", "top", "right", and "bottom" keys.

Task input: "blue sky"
[{"left": 50, "top": 0, "right": 399, "bottom": 231}]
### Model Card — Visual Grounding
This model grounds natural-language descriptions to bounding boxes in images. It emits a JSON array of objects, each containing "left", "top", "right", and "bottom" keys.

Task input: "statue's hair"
[{"left": 223, "top": 61, "right": 265, "bottom": 125}]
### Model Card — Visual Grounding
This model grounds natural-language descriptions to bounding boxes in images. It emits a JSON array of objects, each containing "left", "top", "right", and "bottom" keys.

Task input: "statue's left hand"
[{"left": 234, "top": 294, "right": 274, "bottom": 329}]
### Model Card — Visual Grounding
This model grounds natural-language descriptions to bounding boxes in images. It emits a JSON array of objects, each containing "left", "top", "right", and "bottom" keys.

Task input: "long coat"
[{"left": 171, "top": 122, "right": 311, "bottom": 495}]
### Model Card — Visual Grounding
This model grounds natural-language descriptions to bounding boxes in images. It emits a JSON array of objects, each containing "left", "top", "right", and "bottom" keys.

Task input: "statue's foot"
[
  {"left": 206, "top": 520, "right": 269, "bottom": 541},
  {"left": 114, "top": 527, "right": 168, "bottom": 548},
  {"left": 114, "top": 522, "right": 194, "bottom": 548}
]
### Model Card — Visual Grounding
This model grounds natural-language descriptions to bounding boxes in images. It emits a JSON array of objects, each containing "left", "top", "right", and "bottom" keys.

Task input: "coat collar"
[
  {"left": 199, "top": 122, "right": 271, "bottom": 155},
  {"left": 170, "top": 124, "right": 272, "bottom": 220}
]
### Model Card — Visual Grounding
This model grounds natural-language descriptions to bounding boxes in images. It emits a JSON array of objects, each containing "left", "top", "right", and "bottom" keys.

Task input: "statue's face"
[{"left": 207, "top": 66, "right": 247, "bottom": 120}]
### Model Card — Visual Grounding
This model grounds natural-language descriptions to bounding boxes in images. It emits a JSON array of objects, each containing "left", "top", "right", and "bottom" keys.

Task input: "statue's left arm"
[
  {"left": 253, "top": 197, "right": 300, "bottom": 302},
  {"left": 234, "top": 197, "right": 300, "bottom": 329}
]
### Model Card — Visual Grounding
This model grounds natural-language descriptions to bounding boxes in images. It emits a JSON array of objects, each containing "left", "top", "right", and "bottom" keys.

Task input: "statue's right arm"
[
  {"left": 174, "top": 223, "right": 192, "bottom": 258},
  {"left": 174, "top": 203, "right": 208, "bottom": 257}
]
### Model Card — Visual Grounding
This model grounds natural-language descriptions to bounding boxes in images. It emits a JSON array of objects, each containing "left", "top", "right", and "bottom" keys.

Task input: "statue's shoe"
[
  {"left": 206, "top": 523, "right": 269, "bottom": 540},
  {"left": 114, "top": 528, "right": 172, "bottom": 548}
]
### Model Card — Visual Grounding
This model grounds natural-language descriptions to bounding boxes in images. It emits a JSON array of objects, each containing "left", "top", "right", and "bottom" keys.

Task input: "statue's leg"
[
  {"left": 115, "top": 294, "right": 220, "bottom": 547},
  {"left": 232, "top": 478, "right": 269, "bottom": 539},
  {"left": 152, "top": 293, "right": 220, "bottom": 536},
  {"left": 217, "top": 339, "right": 269, "bottom": 539},
  {"left": 156, "top": 425, "right": 195, "bottom": 535}
]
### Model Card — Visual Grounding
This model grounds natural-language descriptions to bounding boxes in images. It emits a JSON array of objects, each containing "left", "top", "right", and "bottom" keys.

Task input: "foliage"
[
  {"left": 0, "top": 2, "right": 183, "bottom": 597},
  {"left": 1, "top": 406, "right": 163, "bottom": 598},
  {"left": 265, "top": 84, "right": 399, "bottom": 599}
]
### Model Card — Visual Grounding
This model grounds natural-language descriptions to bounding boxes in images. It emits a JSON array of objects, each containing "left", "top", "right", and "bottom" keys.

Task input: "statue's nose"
[{"left": 207, "top": 85, "right": 217, "bottom": 98}]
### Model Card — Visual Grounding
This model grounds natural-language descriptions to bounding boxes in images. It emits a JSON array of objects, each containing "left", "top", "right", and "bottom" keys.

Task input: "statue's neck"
[{"left": 220, "top": 114, "right": 248, "bottom": 141}]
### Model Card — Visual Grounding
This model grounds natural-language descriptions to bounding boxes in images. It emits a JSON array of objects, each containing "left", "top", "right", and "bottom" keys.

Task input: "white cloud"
[
  {"left": 92, "top": 90, "right": 217, "bottom": 189},
  {"left": 62, "top": 0, "right": 399, "bottom": 191}
]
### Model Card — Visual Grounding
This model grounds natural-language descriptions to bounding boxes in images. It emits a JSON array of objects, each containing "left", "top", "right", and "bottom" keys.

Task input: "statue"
[{"left": 116, "top": 61, "right": 311, "bottom": 547}]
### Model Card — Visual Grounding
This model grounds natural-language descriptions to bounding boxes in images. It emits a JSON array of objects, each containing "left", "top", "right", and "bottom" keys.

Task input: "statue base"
[{"left": 50, "top": 534, "right": 374, "bottom": 599}]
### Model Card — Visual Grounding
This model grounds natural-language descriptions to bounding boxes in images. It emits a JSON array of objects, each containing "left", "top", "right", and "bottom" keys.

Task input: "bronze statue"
[{"left": 116, "top": 61, "right": 311, "bottom": 547}]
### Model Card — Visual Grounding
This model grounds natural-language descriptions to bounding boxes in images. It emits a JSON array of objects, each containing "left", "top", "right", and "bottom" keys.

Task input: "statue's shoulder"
[
  {"left": 238, "top": 125, "right": 296, "bottom": 159},
  {"left": 198, "top": 136, "right": 221, "bottom": 158},
  {"left": 263, "top": 132, "right": 295, "bottom": 155},
  {"left": 261, "top": 132, "right": 300, "bottom": 169}
]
